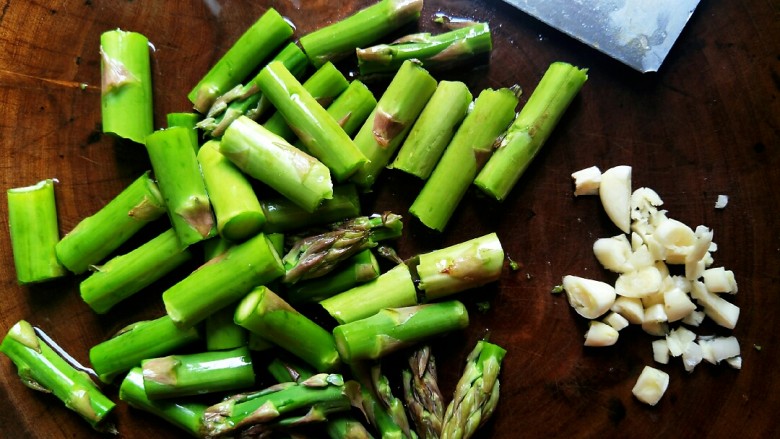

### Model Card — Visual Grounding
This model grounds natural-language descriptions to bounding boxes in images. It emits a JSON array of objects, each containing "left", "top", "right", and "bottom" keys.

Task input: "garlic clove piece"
[
  {"left": 584, "top": 321, "right": 619, "bottom": 346},
  {"left": 572, "top": 166, "right": 601, "bottom": 196},
  {"left": 599, "top": 165, "right": 632, "bottom": 233},
  {"left": 632, "top": 366, "right": 670, "bottom": 406},
  {"left": 562, "top": 275, "right": 617, "bottom": 319}
]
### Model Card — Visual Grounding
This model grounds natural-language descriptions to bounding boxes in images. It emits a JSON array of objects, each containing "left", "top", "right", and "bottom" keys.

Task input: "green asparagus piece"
[
  {"left": 55, "top": 172, "right": 166, "bottom": 274},
  {"left": 474, "top": 62, "right": 588, "bottom": 201},
  {"left": 333, "top": 301, "right": 469, "bottom": 362},
  {"left": 0, "top": 321, "right": 116, "bottom": 431},
  {"left": 282, "top": 212, "right": 403, "bottom": 284},
  {"left": 257, "top": 61, "right": 366, "bottom": 182},
  {"left": 203, "top": 235, "right": 232, "bottom": 260},
  {"left": 390, "top": 81, "right": 472, "bottom": 179},
  {"left": 404, "top": 346, "right": 444, "bottom": 439},
  {"left": 221, "top": 116, "right": 334, "bottom": 213},
  {"left": 163, "top": 232, "right": 285, "bottom": 328},
  {"left": 247, "top": 332, "right": 275, "bottom": 352},
  {"left": 298, "top": 0, "right": 424, "bottom": 67},
  {"left": 100, "top": 29, "right": 153, "bottom": 144},
  {"left": 7, "top": 179, "right": 66, "bottom": 284},
  {"left": 410, "top": 87, "right": 519, "bottom": 231},
  {"left": 167, "top": 112, "right": 201, "bottom": 152},
  {"left": 261, "top": 184, "right": 361, "bottom": 233},
  {"left": 80, "top": 228, "right": 192, "bottom": 314},
  {"left": 316, "top": 79, "right": 378, "bottom": 140},
  {"left": 267, "top": 356, "right": 315, "bottom": 384},
  {"left": 141, "top": 347, "right": 255, "bottom": 399},
  {"left": 357, "top": 23, "right": 492, "bottom": 76},
  {"left": 320, "top": 263, "right": 418, "bottom": 325},
  {"left": 120, "top": 367, "right": 207, "bottom": 437},
  {"left": 372, "top": 364, "right": 414, "bottom": 438},
  {"left": 235, "top": 286, "right": 341, "bottom": 372},
  {"left": 440, "top": 341, "right": 506, "bottom": 439},
  {"left": 205, "top": 305, "right": 247, "bottom": 351},
  {"left": 89, "top": 315, "right": 200, "bottom": 383},
  {"left": 351, "top": 60, "right": 438, "bottom": 188},
  {"left": 188, "top": 7, "right": 293, "bottom": 113},
  {"left": 285, "top": 249, "right": 380, "bottom": 304},
  {"left": 358, "top": 377, "right": 406, "bottom": 439},
  {"left": 197, "top": 139, "right": 265, "bottom": 242}
]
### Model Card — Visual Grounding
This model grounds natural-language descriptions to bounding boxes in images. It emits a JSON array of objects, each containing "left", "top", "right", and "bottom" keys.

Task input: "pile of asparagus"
[{"left": 3, "top": 0, "right": 588, "bottom": 436}]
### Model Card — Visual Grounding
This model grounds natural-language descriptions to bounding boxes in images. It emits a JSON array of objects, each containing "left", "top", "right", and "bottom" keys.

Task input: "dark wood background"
[{"left": 0, "top": 0, "right": 778, "bottom": 437}]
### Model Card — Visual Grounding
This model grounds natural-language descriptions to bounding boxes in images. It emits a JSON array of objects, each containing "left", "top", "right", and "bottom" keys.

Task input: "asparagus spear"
[
  {"left": 167, "top": 112, "right": 201, "bottom": 152},
  {"left": 7, "top": 179, "right": 67, "bottom": 284},
  {"left": 55, "top": 172, "right": 166, "bottom": 274},
  {"left": 372, "top": 364, "right": 414, "bottom": 438},
  {"left": 390, "top": 81, "right": 473, "bottom": 179},
  {"left": 234, "top": 286, "right": 342, "bottom": 372},
  {"left": 142, "top": 347, "right": 255, "bottom": 399},
  {"left": 333, "top": 301, "right": 470, "bottom": 362},
  {"left": 100, "top": 29, "right": 153, "bottom": 144},
  {"left": 298, "top": 0, "right": 424, "bottom": 67},
  {"left": 357, "top": 23, "right": 492, "bottom": 76},
  {"left": 0, "top": 321, "right": 116, "bottom": 431},
  {"left": 188, "top": 7, "right": 293, "bottom": 113},
  {"left": 197, "top": 140, "right": 265, "bottom": 242},
  {"left": 89, "top": 315, "right": 200, "bottom": 383},
  {"left": 256, "top": 61, "right": 366, "bottom": 182},
  {"left": 220, "top": 116, "right": 334, "bottom": 213},
  {"left": 474, "top": 62, "right": 588, "bottom": 201},
  {"left": 120, "top": 367, "right": 207, "bottom": 437},
  {"left": 267, "top": 356, "right": 315, "bottom": 384},
  {"left": 409, "top": 87, "right": 519, "bottom": 231},
  {"left": 162, "top": 232, "right": 285, "bottom": 328},
  {"left": 359, "top": 383, "right": 407, "bottom": 439},
  {"left": 440, "top": 341, "right": 506, "bottom": 439},
  {"left": 285, "top": 249, "right": 380, "bottom": 304},
  {"left": 404, "top": 346, "right": 445, "bottom": 439},
  {"left": 261, "top": 184, "right": 361, "bottom": 233},
  {"left": 80, "top": 228, "right": 193, "bottom": 314},
  {"left": 316, "top": 79, "right": 378, "bottom": 140},
  {"left": 351, "top": 60, "right": 438, "bottom": 188},
  {"left": 205, "top": 306, "right": 248, "bottom": 351}
]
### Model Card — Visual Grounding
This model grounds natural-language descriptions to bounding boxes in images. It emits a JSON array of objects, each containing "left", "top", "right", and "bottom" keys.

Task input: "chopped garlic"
[
  {"left": 615, "top": 266, "right": 663, "bottom": 298},
  {"left": 666, "top": 326, "right": 697, "bottom": 357},
  {"left": 584, "top": 321, "right": 619, "bottom": 346},
  {"left": 641, "top": 319, "right": 668, "bottom": 337},
  {"left": 572, "top": 166, "right": 602, "bottom": 196},
  {"left": 699, "top": 336, "right": 741, "bottom": 364},
  {"left": 652, "top": 339, "right": 670, "bottom": 364},
  {"left": 562, "top": 275, "right": 617, "bottom": 319},
  {"left": 714, "top": 194, "right": 729, "bottom": 209},
  {"left": 593, "top": 235, "right": 633, "bottom": 273},
  {"left": 681, "top": 310, "right": 706, "bottom": 327},
  {"left": 632, "top": 366, "right": 669, "bottom": 406},
  {"left": 682, "top": 341, "right": 703, "bottom": 372},
  {"left": 725, "top": 356, "right": 742, "bottom": 369},
  {"left": 611, "top": 296, "right": 644, "bottom": 324},
  {"left": 702, "top": 267, "right": 738, "bottom": 294},
  {"left": 690, "top": 281, "right": 740, "bottom": 329},
  {"left": 654, "top": 218, "right": 696, "bottom": 264},
  {"left": 663, "top": 287, "right": 697, "bottom": 322},
  {"left": 599, "top": 165, "right": 632, "bottom": 233},
  {"left": 603, "top": 312, "right": 630, "bottom": 331}
]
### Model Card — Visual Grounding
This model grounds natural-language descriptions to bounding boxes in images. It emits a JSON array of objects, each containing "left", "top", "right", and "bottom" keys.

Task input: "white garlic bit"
[
  {"left": 593, "top": 235, "right": 633, "bottom": 273},
  {"left": 652, "top": 339, "right": 670, "bottom": 364},
  {"left": 562, "top": 275, "right": 617, "bottom": 319},
  {"left": 611, "top": 296, "right": 644, "bottom": 324},
  {"left": 714, "top": 194, "right": 729, "bottom": 209},
  {"left": 615, "top": 266, "right": 663, "bottom": 298},
  {"left": 584, "top": 321, "right": 619, "bottom": 346},
  {"left": 690, "top": 281, "right": 740, "bottom": 329},
  {"left": 653, "top": 218, "right": 696, "bottom": 265},
  {"left": 699, "top": 336, "right": 741, "bottom": 365},
  {"left": 632, "top": 366, "right": 670, "bottom": 406},
  {"left": 599, "top": 165, "right": 632, "bottom": 233},
  {"left": 603, "top": 312, "right": 630, "bottom": 331},
  {"left": 572, "top": 166, "right": 602, "bottom": 196},
  {"left": 702, "top": 267, "right": 738, "bottom": 294}
]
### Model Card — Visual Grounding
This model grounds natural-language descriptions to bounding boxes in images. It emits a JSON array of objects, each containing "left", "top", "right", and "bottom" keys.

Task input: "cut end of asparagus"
[
  {"left": 100, "top": 45, "right": 139, "bottom": 94},
  {"left": 177, "top": 195, "right": 215, "bottom": 239},
  {"left": 390, "top": 0, "right": 424, "bottom": 23},
  {"left": 142, "top": 356, "right": 179, "bottom": 386},
  {"left": 372, "top": 109, "right": 406, "bottom": 147}
]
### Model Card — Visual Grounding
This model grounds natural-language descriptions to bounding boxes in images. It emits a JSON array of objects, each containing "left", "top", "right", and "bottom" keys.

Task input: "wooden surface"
[{"left": 1, "top": 0, "right": 778, "bottom": 437}]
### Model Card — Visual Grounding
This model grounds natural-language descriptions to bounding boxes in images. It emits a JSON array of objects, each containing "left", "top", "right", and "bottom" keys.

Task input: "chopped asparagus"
[
  {"left": 205, "top": 305, "right": 247, "bottom": 352},
  {"left": 261, "top": 184, "right": 361, "bottom": 233},
  {"left": 166, "top": 112, "right": 201, "bottom": 152},
  {"left": 404, "top": 346, "right": 445, "bottom": 439},
  {"left": 285, "top": 249, "right": 380, "bottom": 304}
]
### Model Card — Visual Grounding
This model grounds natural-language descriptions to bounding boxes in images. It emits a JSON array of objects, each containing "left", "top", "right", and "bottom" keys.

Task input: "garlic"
[
  {"left": 714, "top": 194, "right": 729, "bottom": 209},
  {"left": 603, "top": 311, "right": 630, "bottom": 331},
  {"left": 682, "top": 341, "right": 703, "bottom": 372},
  {"left": 652, "top": 339, "right": 670, "bottom": 364},
  {"left": 599, "top": 165, "right": 632, "bottom": 233},
  {"left": 666, "top": 326, "right": 696, "bottom": 357},
  {"left": 571, "top": 166, "right": 602, "bottom": 196},
  {"left": 562, "top": 275, "right": 616, "bottom": 319},
  {"left": 632, "top": 366, "right": 669, "bottom": 406},
  {"left": 725, "top": 356, "right": 742, "bottom": 369},
  {"left": 699, "top": 336, "right": 740, "bottom": 365},
  {"left": 592, "top": 235, "right": 632, "bottom": 273},
  {"left": 690, "top": 280, "right": 740, "bottom": 329},
  {"left": 681, "top": 310, "right": 706, "bottom": 327},
  {"left": 615, "top": 266, "right": 663, "bottom": 298},
  {"left": 653, "top": 218, "right": 696, "bottom": 264},
  {"left": 663, "top": 287, "right": 697, "bottom": 322},
  {"left": 702, "top": 267, "right": 738, "bottom": 294},
  {"left": 641, "top": 319, "right": 669, "bottom": 337},
  {"left": 611, "top": 296, "right": 644, "bottom": 324},
  {"left": 584, "top": 321, "right": 619, "bottom": 346}
]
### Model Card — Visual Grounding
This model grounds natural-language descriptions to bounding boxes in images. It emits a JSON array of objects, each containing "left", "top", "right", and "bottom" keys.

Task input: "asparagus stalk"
[
  {"left": 372, "top": 364, "right": 414, "bottom": 438},
  {"left": 282, "top": 212, "right": 403, "bottom": 284},
  {"left": 188, "top": 7, "right": 293, "bottom": 113},
  {"left": 7, "top": 179, "right": 67, "bottom": 284},
  {"left": 261, "top": 184, "right": 361, "bottom": 233},
  {"left": 80, "top": 228, "right": 193, "bottom": 314},
  {"left": 119, "top": 367, "right": 207, "bottom": 437},
  {"left": 89, "top": 315, "right": 200, "bottom": 382},
  {"left": 235, "top": 286, "right": 341, "bottom": 372},
  {"left": 221, "top": 116, "right": 334, "bottom": 213},
  {"left": 320, "top": 263, "right": 418, "bottom": 324},
  {"left": 141, "top": 347, "right": 255, "bottom": 399},
  {"left": 100, "top": 29, "right": 153, "bottom": 144},
  {"left": 298, "top": 0, "right": 424, "bottom": 67},
  {"left": 474, "top": 62, "right": 588, "bottom": 201},
  {"left": 357, "top": 23, "right": 492, "bottom": 76},
  {"left": 162, "top": 232, "right": 285, "bottom": 328},
  {"left": 317, "top": 79, "right": 378, "bottom": 140},
  {"left": 403, "top": 346, "right": 445, "bottom": 439},
  {"left": 359, "top": 383, "right": 406, "bottom": 439},
  {"left": 440, "top": 341, "right": 506, "bottom": 439},
  {"left": 351, "top": 60, "right": 438, "bottom": 188},
  {"left": 247, "top": 332, "right": 275, "bottom": 352},
  {"left": 167, "top": 112, "right": 201, "bottom": 152},
  {"left": 390, "top": 81, "right": 472, "bottom": 179},
  {"left": 55, "top": 171, "right": 166, "bottom": 274},
  {"left": 267, "top": 356, "right": 315, "bottom": 384},
  {"left": 197, "top": 139, "right": 265, "bottom": 242},
  {"left": 257, "top": 61, "right": 366, "bottom": 182},
  {"left": 333, "top": 301, "right": 470, "bottom": 362},
  {"left": 409, "top": 87, "right": 519, "bottom": 231},
  {"left": 285, "top": 249, "right": 380, "bottom": 304},
  {"left": 205, "top": 305, "right": 247, "bottom": 351},
  {"left": 0, "top": 321, "right": 116, "bottom": 431}
]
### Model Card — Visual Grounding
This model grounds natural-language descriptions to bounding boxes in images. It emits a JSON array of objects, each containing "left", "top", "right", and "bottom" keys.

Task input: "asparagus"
[
  {"left": 119, "top": 367, "right": 207, "bottom": 437},
  {"left": 197, "top": 140, "right": 265, "bottom": 242},
  {"left": 7, "top": 179, "right": 66, "bottom": 284},
  {"left": 267, "top": 356, "right": 315, "bottom": 384},
  {"left": 167, "top": 112, "right": 201, "bottom": 152},
  {"left": 80, "top": 228, "right": 193, "bottom": 314},
  {"left": 390, "top": 81, "right": 472, "bottom": 179},
  {"left": 403, "top": 346, "right": 445, "bottom": 439},
  {"left": 474, "top": 62, "right": 588, "bottom": 201},
  {"left": 0, "top": 321, "right": 116, "bottom": 431},
  {"left": 55, "top": 171, "right": 166, "bottom": 274},
  {"left": 256, "top": 61, "right": 366, "bottom": 182},
  {"left": 234, "top": 286, "right": 341, "bottom": 372},
  {"left": 298, "top": 0, "right": 424, "bottom": 67},
  {"left": 205, "top": 306, "right": 248, "bottom": 351},
  {"left": 285, "top": 249, "right": 380, "bottom": 304},
  {"left": 261, "top": 184, "right": 361, "bottom": 233},
  {"left": 372, "top": 364, "right": 414, "bottom": 438},
  {"left": 188, "top": 7, "right": 293, "bottom": 113},
  {"left": 359, "top": 383, "right": 407, "bottom": 439},
  {"left": 316, "top": 79, "right": 378, "bottom": 141},
  {"left": 440, "top": 341, "right": 506, "bottom": 439},
  {"left": 357, "top": 23, "right": 492, "bottom": 76},
  {"left": 351, "top": 60, "right": 438, "bottom": 188},
  {"left": 89, "top": 315, "right": 200, "bottom": 382},
  {"left": 141, "top": 347, "right": 255, "bottom": 399},
  {"left": 282, "top": 212, "right": 403, "bottom": 284},
  {"left": 333, "top": 300, "right": 470, "bottom": 362},
  {"left": 100, "top": 29, "right": 153, "bottom": 144},
  {"left": 247, "top": 332, "right": 275, "bottom": 352},
  {"left": 221, "top": 116, "right": 334, "bottom": 213},
  {"left": 162, "top": 232, "right": 285, "bottom": 328},
  {"left": 409, "top": 87, "right": 519, "bottom": 231}
]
